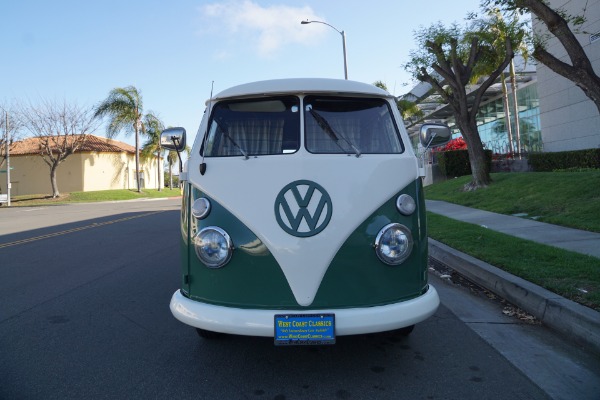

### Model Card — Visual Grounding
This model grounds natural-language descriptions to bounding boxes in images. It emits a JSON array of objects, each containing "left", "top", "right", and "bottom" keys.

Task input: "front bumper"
[{"left": 170, "top": 285, "right": 439, "bottom": 337}]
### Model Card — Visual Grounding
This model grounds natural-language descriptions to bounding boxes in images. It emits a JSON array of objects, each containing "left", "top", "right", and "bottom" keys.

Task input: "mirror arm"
[
  {"left": 417, "top": 132, "right": 439, "bottom": 178},
  {"left": 424, "top": 132, "right": 437, "bottom": 151},
  {"left": 171, "top": 137, "right": 184, "bottom": 173},
  {"left": 417, "top": 132, "right": 437, "bottom": 159}
]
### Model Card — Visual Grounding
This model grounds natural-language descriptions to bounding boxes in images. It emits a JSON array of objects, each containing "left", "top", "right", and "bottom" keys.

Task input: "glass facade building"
[
  {"left": 460, "top": 82, "right": 541, "bottom": 155},
  {"left": 406, "top": 76, "right": 542, "bottom": 156}
]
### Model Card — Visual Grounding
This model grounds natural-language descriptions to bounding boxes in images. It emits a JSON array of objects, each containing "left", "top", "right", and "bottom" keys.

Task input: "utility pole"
[{"left": 4, "top": 110, "right": 11, "bottom": 206}]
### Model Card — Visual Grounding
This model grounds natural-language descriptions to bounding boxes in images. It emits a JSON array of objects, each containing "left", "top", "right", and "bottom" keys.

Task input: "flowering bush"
[{"left": 436, "top": 137, "right": 467, "bottom": 152}]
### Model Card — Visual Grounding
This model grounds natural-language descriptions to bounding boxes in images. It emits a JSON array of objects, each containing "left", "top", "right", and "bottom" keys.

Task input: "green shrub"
[
  {"left": 437, "top": 149, "right": 492, "bottom": 178},
  {"left": 529, "top": 149, "right": 600, "bottom": 172}
]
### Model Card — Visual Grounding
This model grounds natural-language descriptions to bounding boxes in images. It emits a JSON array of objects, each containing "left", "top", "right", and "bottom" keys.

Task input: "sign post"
[{"left": 4, "top": 111, "right": 10, "bottom": 206}]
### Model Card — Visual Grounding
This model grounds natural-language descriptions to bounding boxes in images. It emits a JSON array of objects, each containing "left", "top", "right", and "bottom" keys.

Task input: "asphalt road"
[{"left": 1, "top": 200, "right": 598, "bottom": 400}]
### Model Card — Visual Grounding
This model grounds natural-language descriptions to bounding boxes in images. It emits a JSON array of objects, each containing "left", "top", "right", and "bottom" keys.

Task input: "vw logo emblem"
[{"left": 274, "top": 180, "right": 333, "bottom": 237}]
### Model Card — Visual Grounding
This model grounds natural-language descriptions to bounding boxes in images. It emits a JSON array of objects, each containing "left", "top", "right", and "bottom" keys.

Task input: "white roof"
[{"left": 210, "top": 78, "right": 392, "bottom": 103}]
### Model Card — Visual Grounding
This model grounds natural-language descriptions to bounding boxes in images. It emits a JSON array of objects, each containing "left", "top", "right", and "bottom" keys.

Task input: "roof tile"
[{"left": 9, "top": 135, "right": 136, "bottom": 155}]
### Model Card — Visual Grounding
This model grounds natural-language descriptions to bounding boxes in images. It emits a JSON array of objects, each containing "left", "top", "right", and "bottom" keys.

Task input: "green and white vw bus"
[{"left": 162, "top": 78, "right": 450, "bottom": 345}]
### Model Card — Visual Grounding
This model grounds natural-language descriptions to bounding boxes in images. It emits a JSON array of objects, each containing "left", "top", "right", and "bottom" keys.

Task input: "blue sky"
[{"left": 2, "top": 0, "right": 482, "bottom": 146}]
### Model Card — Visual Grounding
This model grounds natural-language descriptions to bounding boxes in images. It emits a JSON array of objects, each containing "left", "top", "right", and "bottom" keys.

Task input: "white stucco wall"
[
  {"left": 0, "top": 152, "right": 160, "bottom": 196},
  {"left": 0, "top": 154, "right": 83, "bottom": 196},
  {"left": 534, "top": 0, "right": 600, "bottom": 152},
  {"left": 81, "top": 152, "right": 161, "bottom": 191}
]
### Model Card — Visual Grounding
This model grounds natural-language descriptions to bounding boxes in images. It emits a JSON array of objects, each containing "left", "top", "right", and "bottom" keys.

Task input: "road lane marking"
[{"left": 0, "top": 211, "right": 164, "bottom": 249}]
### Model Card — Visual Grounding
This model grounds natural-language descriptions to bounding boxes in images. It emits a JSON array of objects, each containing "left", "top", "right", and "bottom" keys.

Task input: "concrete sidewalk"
[
  {"left": 425, "top": 200, "right": 600, "bottom": 355},
  {"left": 426, "top": 199, "right": 600, "bottom": 258}
]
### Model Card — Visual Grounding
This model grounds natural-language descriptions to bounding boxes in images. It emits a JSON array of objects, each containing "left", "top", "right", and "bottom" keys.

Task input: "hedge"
[
  {"left": 529, "top": 149, "right": 600, "bottom": 172},
  {"left": 436, "top": 149, "right": 493, "bottom": 178}
]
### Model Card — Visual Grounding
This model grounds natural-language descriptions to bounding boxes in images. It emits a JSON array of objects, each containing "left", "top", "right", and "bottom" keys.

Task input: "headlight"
[
  {"left": 194, "top": 226, "right": 233, "bottom": 268},
  {"left": 192, "top": 197, "right": 211, "bottom": 219},
  {"left": 374, "top": 223, "right": 413, "bottom": 265},
  {"left": 396, "top": 194, "right": 416, "bottom": 216}
]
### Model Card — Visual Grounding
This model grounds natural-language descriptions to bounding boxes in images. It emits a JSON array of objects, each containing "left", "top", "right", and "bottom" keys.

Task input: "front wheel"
[
  {"left": 395, "top": 325, "right": 415, "bottom": 337},
  {"left": 195, "top": 328, "right": 225, "bottom": 339}
]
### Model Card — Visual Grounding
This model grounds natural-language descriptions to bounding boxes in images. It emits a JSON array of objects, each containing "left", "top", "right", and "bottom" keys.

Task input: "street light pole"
[
  {"left": 4, "top": 111, "right": 10, "bottom": 207},
  {"left": 301, "top": 20, "right": 348, "bottom": 80},
  {"left": 341, "top": 30, "right": 348, "bottom": 80}
]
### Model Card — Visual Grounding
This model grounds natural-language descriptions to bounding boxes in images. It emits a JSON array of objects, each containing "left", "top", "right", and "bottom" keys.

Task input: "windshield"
[
  {"left": 203, "top": 96, "right": 300, "bottom": 157},
  {"left": 304, "top": 96, "right": 404, "bottom": 154}
]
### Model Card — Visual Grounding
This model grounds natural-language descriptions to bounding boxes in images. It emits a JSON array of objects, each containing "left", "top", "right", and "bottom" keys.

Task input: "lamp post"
[
  {"left": 301, "top": 20, "right": 348, "bottom": 80},
  {"left": 4, "top": 110, "right": 10, "bottom": 207}
]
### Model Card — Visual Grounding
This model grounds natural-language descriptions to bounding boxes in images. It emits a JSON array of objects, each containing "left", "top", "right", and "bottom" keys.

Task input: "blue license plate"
[{"left": 274, "top": 314, "right": 335, "bottom": 345}]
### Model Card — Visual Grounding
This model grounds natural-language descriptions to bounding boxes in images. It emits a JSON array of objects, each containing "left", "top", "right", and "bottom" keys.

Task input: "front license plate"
[{"left": 274, "top": 314, "right": 335, "bottom": 346}]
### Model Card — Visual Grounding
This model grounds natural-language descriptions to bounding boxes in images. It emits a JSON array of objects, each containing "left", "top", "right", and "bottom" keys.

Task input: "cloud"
[{"left": 200, "top": 0, "right": 325, "bottom": 57}]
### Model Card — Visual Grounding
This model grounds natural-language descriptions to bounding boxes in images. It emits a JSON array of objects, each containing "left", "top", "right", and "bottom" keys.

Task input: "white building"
[
  {"left": 0, "top": 135, "right": 161, "bottom": 196},
  {"left": 403, "top": 0, "right": 599, "bottom": 155},
  {"left": 533, "top": 0, "right": 600, "bottom": 152}
]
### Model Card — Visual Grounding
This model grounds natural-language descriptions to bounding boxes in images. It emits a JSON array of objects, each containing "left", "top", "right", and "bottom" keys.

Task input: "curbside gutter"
[{"left": 429, "top": 238, "right": 600, "bottom": 356}]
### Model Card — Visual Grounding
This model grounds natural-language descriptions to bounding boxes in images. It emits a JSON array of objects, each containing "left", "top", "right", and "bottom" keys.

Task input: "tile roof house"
[{"left": 0, "top": 135, "right": 161, "bottom": 196}]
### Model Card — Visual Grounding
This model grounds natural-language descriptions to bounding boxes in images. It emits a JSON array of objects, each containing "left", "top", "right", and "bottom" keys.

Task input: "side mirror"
[
  {"left": 161, "top": 127, "right": 186, "bottom": 151},
  {"left": 419, "top": 123, "right": 451, "bottom": 149}
]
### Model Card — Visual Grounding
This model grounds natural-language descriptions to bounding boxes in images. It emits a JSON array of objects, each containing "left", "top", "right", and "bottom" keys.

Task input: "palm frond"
[{"left": 94, "top": 87, "right": 144, "bottom": 138}]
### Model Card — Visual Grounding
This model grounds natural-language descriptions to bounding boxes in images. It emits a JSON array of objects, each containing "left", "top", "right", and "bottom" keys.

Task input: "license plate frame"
[{"left": 274, "top": 313, "right": 335, "bottom": 346}]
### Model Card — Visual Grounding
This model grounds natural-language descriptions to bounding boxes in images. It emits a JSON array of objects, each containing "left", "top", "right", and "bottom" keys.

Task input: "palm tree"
[
  {"left": 396, "top": 99, "right": 424, "bottom": 121},
  {"left": 165, "top": 145, "right": 191, "bottom": 189},
  {"left": 485, "top": 0, "right": 600, "bottom": 114},
  {"left": 372, "top": 81, "right": 423, "bottom": 120},
  {"left": 94, "top": 86, "right": 145, "bottom": 192},
  {"left": 166, "top": 150, "right": 178, "bottom": 189},
  {"left": 469, "top": 9, "right": 528, "bottom": 156},
  {"left": 140, "top": 113, "right": 165, "bottom": 191}
]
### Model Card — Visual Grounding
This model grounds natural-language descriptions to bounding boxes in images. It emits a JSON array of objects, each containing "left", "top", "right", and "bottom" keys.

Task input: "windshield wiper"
[
  {"left": 309, "top": 109, "right": 361, "bottom": 157},
  {"left": 217, "top": 118, "right": 249, "bottom": 159},
  {"left": 222, "top": 130, "right": 249, "bottom": 159}
]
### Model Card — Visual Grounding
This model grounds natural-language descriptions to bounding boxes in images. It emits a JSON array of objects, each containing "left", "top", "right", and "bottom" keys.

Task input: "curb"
[{"left": 428, "top": 238, "right": 600, "bottom": 356}]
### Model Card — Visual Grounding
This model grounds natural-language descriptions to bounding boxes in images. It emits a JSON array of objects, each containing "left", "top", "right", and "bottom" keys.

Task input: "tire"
[
  {"left": 396, "top": 325, "right": 415, "bottom": 337},
  {"left": 195, "top": 328, "right": 225, "bottom": 339}
]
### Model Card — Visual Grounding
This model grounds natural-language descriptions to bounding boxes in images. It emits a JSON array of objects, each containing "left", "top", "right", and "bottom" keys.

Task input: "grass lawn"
[
  {"left": 6, "top": 188, "right": 181, "bottom": 207},
  {"left": 425, "top": 171, "right": 600, "bottom": 311},
  {"left": 425, "top": 171, "right": 600, "bottom": 233},
  {"left": 428, "top": 212, "right": 600, "bottom": 311}
]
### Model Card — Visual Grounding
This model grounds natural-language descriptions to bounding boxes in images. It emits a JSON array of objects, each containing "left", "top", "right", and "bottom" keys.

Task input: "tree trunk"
[
  {"left": 135, "top": 125, "right": 141, "bottom": 193},
  {"left": 157, "top": 152, "right": 162, "bottom": 191},
  {"left": 509, "top": 60, "right": 522, "bottom": 155},
  {"left": 458, "top": 118, "right": 491, "bottom": 190},
  {"left": 169, "top": 162, "right": 173, "bottom": 190},
  {"left": 501, "top": 73, "right": 514, "bottom": 155},
  {"left": 50, "top": 163, "right": 60, "bottom": 198}
]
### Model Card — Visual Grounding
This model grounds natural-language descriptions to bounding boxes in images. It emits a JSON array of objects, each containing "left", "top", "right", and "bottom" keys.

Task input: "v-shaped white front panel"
[{"left": 189, "top": 154, "right": 417, "bottom": 306}]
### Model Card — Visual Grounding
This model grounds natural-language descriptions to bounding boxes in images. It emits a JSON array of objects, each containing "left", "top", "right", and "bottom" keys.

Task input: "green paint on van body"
[
  {"left": 180, "top": 182, "right": 191, "bottom": 295},
  {"left": 313, "top": 179, "right": 427, "bottom": 307},
  {"left": 181, "top": 179, "right": 428, "bottom": 309},
  {"left": 186, "top": 188, "right": 298, "bottom": 308}
]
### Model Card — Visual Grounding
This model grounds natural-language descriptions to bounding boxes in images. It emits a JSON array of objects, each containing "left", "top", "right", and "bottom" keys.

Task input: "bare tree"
[
  {"left": 18, "top": 99, "right": 100, "bottom": 198},
  {"left": 485, "top": 0, "right": 600, "bottom": 114},
  {"left": 404, "top": 18, "right": 514, "bottom": 189}
]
